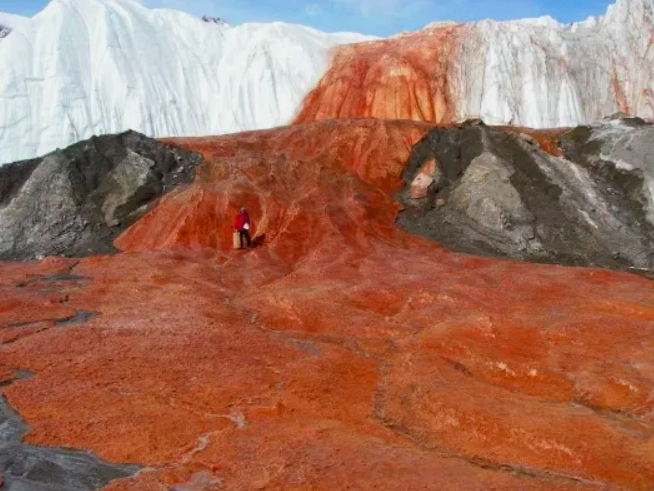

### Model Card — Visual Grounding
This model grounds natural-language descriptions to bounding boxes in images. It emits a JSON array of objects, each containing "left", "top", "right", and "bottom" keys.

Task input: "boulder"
[
  {"left": 0, "top": 131, "right": 201, "bottom": 260},
  {"left": 397, "top": 121, "right": 654, "bottom": 270},
  {"left": 408, "top": 158, "right": 442, "bottom": 199}
]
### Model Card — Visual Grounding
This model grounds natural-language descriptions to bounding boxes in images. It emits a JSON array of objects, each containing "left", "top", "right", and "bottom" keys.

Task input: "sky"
[{"left": 1, "top": 0, "right": 617, "bottom": 36}]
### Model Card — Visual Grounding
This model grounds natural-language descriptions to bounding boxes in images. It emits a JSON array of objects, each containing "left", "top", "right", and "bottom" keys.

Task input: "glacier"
[
  {"left": 0, "top": 12, "right": 28, "bottom": 40},
  {"left": 0, "top": 0, "right": 373, "bottom": 165},
  {"left": 2, "top": 0, "right": 654, "bottom": 165},
  {"left": 296, "top": 0, "right": 654, "bottom": 130},
  {"left": 451, "top": 0, "right": 654, "bottom": 127}
]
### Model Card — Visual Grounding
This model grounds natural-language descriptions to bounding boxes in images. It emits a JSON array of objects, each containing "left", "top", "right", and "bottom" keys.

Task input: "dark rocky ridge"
[
  {"left": 0, "top": 25, "right": 10, "bottom": 39},
  {"left": 201, "top": 16, "right": 228, "bottom": 25},
  {"left": 0, "top": 130, "right": 202, "bottom": 260},
  {"left": 3, "top": 120, "right": 654, "bottom": 271},
  {"left": 397, "top": 119, "right": 654, "bottom": 271}
]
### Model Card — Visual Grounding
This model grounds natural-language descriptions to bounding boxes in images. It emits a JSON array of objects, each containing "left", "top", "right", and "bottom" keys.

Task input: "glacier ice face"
[
  {"left": 2, "top": 0, "right": 654, "bottom": 165},
  {"left": 0, "top": 0, "right": 374, "bottom": 165},
  {"left": 0, "top": 12, "right": 29, "bottom": 29},
  {"left": 452, "top": 0, "right": 654, "bottom": 128},
  {"left": 0, "top": 12, "right": 28, "bottom": 40},
  {"left": 297, "top": 0, "right": 654, "bottom": 131}
]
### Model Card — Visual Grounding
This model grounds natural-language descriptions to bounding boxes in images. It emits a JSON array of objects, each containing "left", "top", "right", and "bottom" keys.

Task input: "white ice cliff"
[
  {"left": 0, "top": 0, "right": 372, "bottom": 164},
  {"left": 450, "top": 0, "right": 654, "bottom": 127},
  {"left": 0, "top": 12, "right": 28, "bottom": 40},
  {"left": 1, "top": 0, "right": 654, "bottom": 164}
]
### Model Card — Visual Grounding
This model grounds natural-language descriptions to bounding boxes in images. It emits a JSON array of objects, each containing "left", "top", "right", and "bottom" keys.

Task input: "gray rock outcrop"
[
  {"left": 397, "top": 119, "right": 654, "bottom": 271},
  {"left": 0, "top": 131, "right": 201, "bottom": 260}
]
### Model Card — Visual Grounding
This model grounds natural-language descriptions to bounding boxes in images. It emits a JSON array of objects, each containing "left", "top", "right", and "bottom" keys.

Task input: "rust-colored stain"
[
  {"left": 1, "top": 121, "right": 653, "bottom": 491},
  {"left": 294, "top": 26, "right": 462, "bottom": 125},
  {"left": 500, "top": 126, "right": 568, "bottom": 156},
  {"left": 117, "top": 119, "right": 432, "bottom": 256}
]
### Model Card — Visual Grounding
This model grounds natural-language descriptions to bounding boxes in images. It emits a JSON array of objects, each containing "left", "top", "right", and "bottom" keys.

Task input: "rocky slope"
[
  {"left": 4, "top": 117, "right": 654, "bottom": 270},
  {"left": 397, "top": 118, "right": 654, "bottom": 270},
  {"left": 0, "top": 119, "right": 653, "bottom": 490},
  {"left": 3, "top": 0, "right": 654, "bottom": 164},
  {"left": 0, "top": 131, "right": 201, "bottom": 260}
]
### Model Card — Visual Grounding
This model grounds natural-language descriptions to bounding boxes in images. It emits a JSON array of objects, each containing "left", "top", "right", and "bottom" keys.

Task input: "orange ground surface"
[
  {"left": 1, "top": 120, "right": 653, "bottom": 490},
  {"left": 501, "top": 126, "right": 568, "bottom": 156}
]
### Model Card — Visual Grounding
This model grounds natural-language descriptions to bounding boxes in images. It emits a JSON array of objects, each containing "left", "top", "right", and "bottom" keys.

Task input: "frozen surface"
[
  {"left": 0, "top": 0, "right": 373, "bottom": 164},
  {"left": 2, "top": 0, "right": 654, "bottom": 164},
  {"left": 0, "top": 12, "right": 29, "bottom": 40},
  {"left": 450, "top": 0, "right": 654, "bottom": 128}
]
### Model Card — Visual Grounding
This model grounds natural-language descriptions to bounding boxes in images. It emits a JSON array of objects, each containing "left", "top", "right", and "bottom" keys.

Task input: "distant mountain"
[{"left": 202, "top": 16, "right": 229, "bottom": 26}]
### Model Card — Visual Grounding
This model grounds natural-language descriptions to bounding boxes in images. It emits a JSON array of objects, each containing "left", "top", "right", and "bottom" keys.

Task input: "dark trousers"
[{"left": 239, "top": 230, "right": 252, "bottom": 248}]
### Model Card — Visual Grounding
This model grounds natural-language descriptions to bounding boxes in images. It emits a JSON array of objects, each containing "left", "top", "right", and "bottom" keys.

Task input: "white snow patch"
[
  {"left": 600, "top": 154, "right": 634, "bottom": 171},
  {"left": 579, "top": 210, "right": 599, "bottom": 229}
]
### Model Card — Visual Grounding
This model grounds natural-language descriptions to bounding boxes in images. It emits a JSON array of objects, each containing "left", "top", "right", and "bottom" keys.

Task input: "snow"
[
  {"left": 0, "top": 12, "right": 29, "bottom": 30},
  {"left": 0, "top": 12, "right": 28, "bottom": 36},
  {"left": 0, "top": 12, "right": 29, "bottom": 40},
  {"left": 0, "top": 0, "right": 374, "bottom": 164}
]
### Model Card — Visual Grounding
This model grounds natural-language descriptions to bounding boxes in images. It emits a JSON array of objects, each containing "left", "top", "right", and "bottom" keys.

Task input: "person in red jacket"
[{"left": 234, "top": 207, "right": 252, "bottom": 248}]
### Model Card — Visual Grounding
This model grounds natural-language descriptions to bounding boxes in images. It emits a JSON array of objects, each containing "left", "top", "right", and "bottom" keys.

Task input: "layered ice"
[
  {"left": 0, "top": 12, "right": 29, "bottom": 40},
  {"left": 2, "top": 0, "right": 654, "bottom": 164},
  {"left": 0, "top": 0, "right": 373, "bottom": 164},
  {"left": 297, "top": 0, "right": 654, "bottom": 131},
  {"left": 452, "top": 0, "right": 654, "bottom": 127}
]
